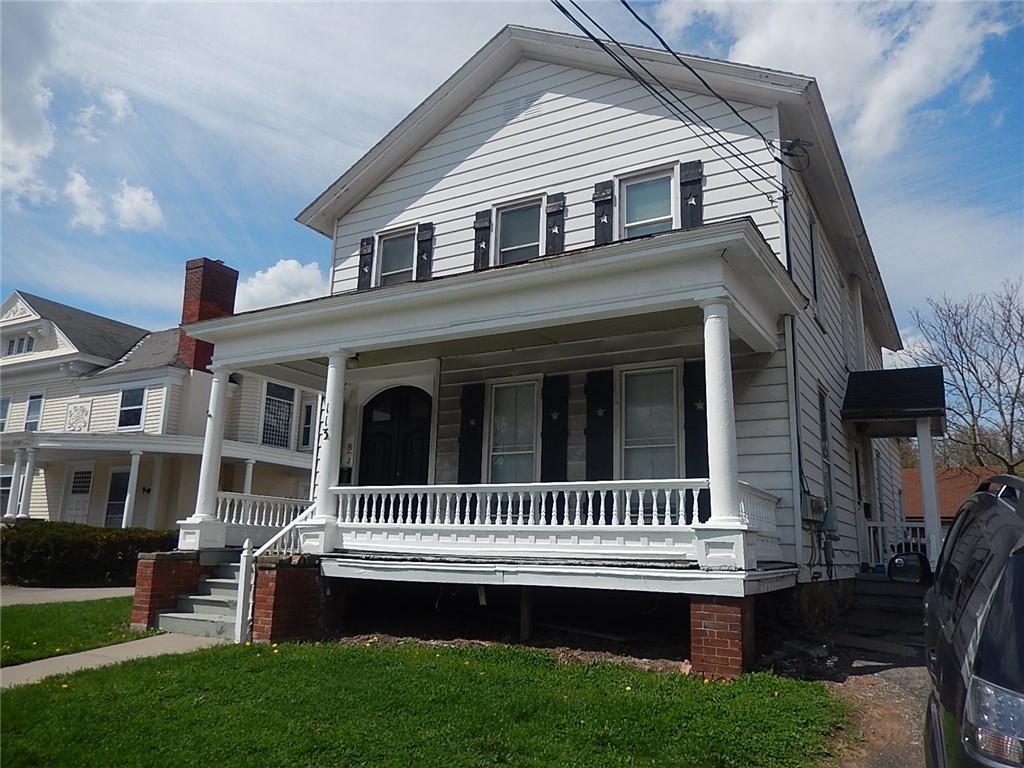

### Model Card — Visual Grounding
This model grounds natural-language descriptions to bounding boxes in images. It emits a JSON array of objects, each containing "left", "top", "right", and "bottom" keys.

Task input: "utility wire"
[
  {"left": 564, "top": 0, "right": 785, "bottom": 196},
  {"left": 620, "top": 0, "right": 808, "bottom": 173}
]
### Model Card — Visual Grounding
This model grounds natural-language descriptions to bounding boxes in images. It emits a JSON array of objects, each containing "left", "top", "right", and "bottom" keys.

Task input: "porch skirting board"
[{"left": 319, "top": 552, "right": 797, "bottom": 597}]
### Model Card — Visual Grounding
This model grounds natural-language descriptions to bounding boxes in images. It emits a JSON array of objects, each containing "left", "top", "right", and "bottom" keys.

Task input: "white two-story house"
[
  {"left": 1, "top": 259, "right": 316, "bottom": 531},
  {"left": 166, "top": 27, "right": 944, "bottom": 674}
]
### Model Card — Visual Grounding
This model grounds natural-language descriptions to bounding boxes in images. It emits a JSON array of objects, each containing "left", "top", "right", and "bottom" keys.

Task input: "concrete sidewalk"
[
  {"left": 1, "top": 633, "right": 228, "bottom": 688},
  {"left": 1, "top": 586, "right": 136, "bottom": 606}
]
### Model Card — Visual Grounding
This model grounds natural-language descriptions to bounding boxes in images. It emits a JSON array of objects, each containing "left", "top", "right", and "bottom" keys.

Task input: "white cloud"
[
  {"left": 73, "top": 103, "right": 101, "bottom": 143},
  {"left": 101, "top": 87, "right": 132, "bottom": 122},
  {"left": 654, "top": 1, "right": 1010, "bottom": 161},
  {"left": 236, "top": 259, "right": 330, "bottom": 312},
  {"left": 112, "top": 180, "right": 164, "bottom": 231},
  {"left": 961, "top": 72, "right": 995, "bottom": 106},
  {"left": 63, "top": 169, "right": 106, "bottom": 233}
]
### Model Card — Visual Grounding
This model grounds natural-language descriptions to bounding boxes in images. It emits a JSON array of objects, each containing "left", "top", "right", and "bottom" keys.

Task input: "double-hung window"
[
  {"left": 261, "top": 382, "right": 295, "bottom": 449},
  {"left": 622, "top": 369, "right": 678, "bottom": 479},
  {"left": 378, "top": 230, "right": 416, "bottom": 286},
  {"left": 497, "top": 201, "right": 543, "bottom": 265},
  {"left": 117, "top": 388, "right": 145, "bottom": 429},
  {"left": 24, "top": 394, "right": 43, "bottom": 432},
  {"left": 0, "top": 397, "right": 10, "bottom": 431},
  {"left": 488, "top": 381, "right": 538, "bottom": 483},
  {"left": 299, "top": 397, "right": 318, "bottom": 451},
  {"left": 621, "top": 173, "right": 674, "bottom": 238},
  {"left": 3, "top": 336, "right": 35, "bottom": 357}
]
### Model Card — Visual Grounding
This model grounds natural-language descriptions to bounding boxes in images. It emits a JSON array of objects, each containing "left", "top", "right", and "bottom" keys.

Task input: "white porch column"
[
  {"left": 701, "top": 300, "right": 741, "bottom": 522},
  {"left": 146, "top": 455, "right": 163, "bottom": 528},
  {"left": 4, "top": 448, "right": 25, "bottom": 519},
  {"left": 243, "top": 458, "right": 256, "bottom": 495},
  {"left": 179, "top": 366, "right": 230, "bottom": 549},
  {"left": 916, "top": 417, "right": 942, "bottom": 569},
  {"left": 121, "top": 450, "right": 143, "bottom": 529},
  {"left": 17, "top": 448, "right": 37, "bottom": 519},
  {"left": 314, "top": 351, "right": 348, "bottom": 521}
]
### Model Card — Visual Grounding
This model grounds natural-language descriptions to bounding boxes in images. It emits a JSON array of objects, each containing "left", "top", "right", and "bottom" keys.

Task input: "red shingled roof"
[{"left": 902, "top": 467, "right": 1001, "bottom": 521}]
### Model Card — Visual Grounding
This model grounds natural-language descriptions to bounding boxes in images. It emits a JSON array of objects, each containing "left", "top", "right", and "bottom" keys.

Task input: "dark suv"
[{"left": 890, "top": 474, "right": 1024, "bottom": 767}]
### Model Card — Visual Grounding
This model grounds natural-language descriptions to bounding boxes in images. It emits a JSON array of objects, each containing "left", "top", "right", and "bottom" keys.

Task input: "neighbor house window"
[
  {"left": 488, "top": 381, "right": 538, "bottom": 483},
  {"left": 261, "top": 382, "right": 295, "bottom": 448},
  {"left": 3, "top": 336, "right": 35, "bottom": 357},
  {"left": 299, "top": 397, "right": 318, "bottom": 451},
  {"left": 497, "top": 201, "right": 542, "bottom": 265},
  {"left": 378, "top": 230, "right": 416, "bottom": 286},
  {"left": 622, "top": 369, "right": 678, "bottom": 479},
  {"left": 621, "top": 173, "right": 673, "bottom": 238},
  {"left": 24, "top": 394, "right": 43, "bottom": 432},
  {"left": 117, "top": 388, "right": 145, "bottom": 429},
  {"left": 0, "top": 468, "right": 11, "bottom": 517},
  {"left": 0, "top": 397, "right": 10, "bottom": 431}
]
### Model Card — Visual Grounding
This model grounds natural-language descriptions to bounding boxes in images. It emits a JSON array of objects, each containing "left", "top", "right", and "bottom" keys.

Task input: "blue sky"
[{"left": 2, "top": 1, "right": 1022, "bottom": 348}]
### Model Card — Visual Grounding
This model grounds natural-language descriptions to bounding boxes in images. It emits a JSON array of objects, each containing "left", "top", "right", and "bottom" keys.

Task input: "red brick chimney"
[{"left": 178, "top": 258, "right": 239, "bottom": 372}]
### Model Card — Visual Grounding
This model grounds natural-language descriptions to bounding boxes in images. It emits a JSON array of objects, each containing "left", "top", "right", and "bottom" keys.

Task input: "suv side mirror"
[{"left": 887, "top": 552, "right": 933, "bottom": 585}]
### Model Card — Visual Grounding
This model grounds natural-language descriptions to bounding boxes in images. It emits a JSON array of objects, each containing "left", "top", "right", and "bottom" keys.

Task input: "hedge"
[{"left": 0, "top": 521, "right": 178, "bottom": 587}]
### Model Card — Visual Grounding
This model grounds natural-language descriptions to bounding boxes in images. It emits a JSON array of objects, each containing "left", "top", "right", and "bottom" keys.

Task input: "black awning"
[{"left": 841, "top": 366, "right": 946, "bottom": 438}]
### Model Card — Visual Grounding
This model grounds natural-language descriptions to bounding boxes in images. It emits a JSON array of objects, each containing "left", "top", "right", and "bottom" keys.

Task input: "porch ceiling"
[{"left": 190, "top": 218, "right": 805, "bottom": 375}]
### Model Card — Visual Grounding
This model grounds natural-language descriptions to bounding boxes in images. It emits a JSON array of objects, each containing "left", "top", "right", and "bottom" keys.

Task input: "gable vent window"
[
  {"left": 379, "top": 230, "right": 416, "bottom": 286},
  {"left": 497, "top": 202, "right": 542, "bottom": 265},
  {"left": 622, "top": 175, "right": 673, "bottom": 238},
  {"left": 501, "top": 93, "right": 542, "bottom": 125}
]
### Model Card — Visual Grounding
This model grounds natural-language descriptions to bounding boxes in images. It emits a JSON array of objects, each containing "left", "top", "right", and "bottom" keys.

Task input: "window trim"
[
  {"left": 375, "top": 226, "right": 418, "bottom": 287},
  {"left": 493, "top": 196, "right": 546, "bottom": 267},
  {"left": 483, "top": 375, "right": 542, "bottom": 483},
  {"left": 298, "top": 395, "right": 319, "bottom": 452},
  {"left": 259, "top": 380, "right": 298, "bottom": 450},
  {"left": 23, "top": 392, "right": 44, "bottom": 432},
  {"left": 616, "top": 164, "right": 680, "bottom": 240},
  {"left": 116, "top": 387, "right": 147, "bottom": 432},
  {"left": 0, "top": 396, "right": 10, "bottom": 432},
  {"left": 3, "top": 335, "right": 36, "bottom": 357},
  {"left": 614, "top": 363, "right": 683, "bottom": 480}
]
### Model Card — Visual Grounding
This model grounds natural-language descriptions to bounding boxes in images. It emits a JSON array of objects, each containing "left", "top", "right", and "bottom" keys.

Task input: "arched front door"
[{"left": 358, "top": 386, "right": 432, "bottom": 486}]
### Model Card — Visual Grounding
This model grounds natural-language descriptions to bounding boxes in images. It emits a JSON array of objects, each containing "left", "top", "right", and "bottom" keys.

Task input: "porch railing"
[
  {"left": 866, "top": 521, "right": 928, "bottom": 565},
  {"left": 214, "top": 492, "right": 308, "bottom": 548}
]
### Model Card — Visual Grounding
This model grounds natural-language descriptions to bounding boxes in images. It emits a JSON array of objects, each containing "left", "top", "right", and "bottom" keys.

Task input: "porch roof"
[
  {"left": 187, "top": 218, "right": 806, "bottom": 381},
  {"left": 841, "top": 365, "right": 946, "bottom": 437}
]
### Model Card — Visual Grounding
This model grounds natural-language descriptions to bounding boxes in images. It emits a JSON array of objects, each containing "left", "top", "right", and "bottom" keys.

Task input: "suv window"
[{"left": 973, "top": 552, "right": 1024, "bottom": 691}]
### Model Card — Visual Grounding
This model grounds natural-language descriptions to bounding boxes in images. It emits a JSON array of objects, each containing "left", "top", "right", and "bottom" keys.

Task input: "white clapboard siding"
[
  {"left": 164, "top": 381, "right": 183, "bottom": 436},
  {"left": 233, "top": 375, "right": 266, "bottom": 446},
  {"left": 331, "top": 60, "right": 781, "bottom": 293},
  {"left": 143, "top": 386, "right": 165, "bottom": 433}
]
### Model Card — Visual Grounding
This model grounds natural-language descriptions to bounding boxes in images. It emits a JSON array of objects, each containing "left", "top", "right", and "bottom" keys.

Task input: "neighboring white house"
[
  {"left": 0, "top": 259, "right": 315, "bottom": 530},
  {"left": 166, "top": 27, "right": 943, "bottom": 673}
]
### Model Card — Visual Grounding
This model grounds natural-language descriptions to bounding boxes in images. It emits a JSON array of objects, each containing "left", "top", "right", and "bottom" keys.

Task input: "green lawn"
[
  {"left": 1, "top": 597, "right": 155, "bottom": 666},
  {"left": 1, "top": 642, "right": 847, "bottom": 767}
]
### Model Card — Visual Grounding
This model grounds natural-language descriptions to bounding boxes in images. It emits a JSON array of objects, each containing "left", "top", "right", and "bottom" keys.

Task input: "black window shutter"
[
  {"left": 357, "top": 237, "right": 375, "bottom": 290},
  {"left": 457, "top": 382, "right": 485, "bottom": 484},
  {"left": 540, "top": 375, "right": 569, "bottom": 482},
  {"left": 680, "top": 160, "right": 704, "bottom": 229},
  {"left": 416, "top": 222, "right": 434, "bottom": 280},
  {"left": 683, "top": 360, "right": 710, "bottom": 522},
  {"left": 584, "top": 370, "right": 614, "bottom": 480},
  {"left": 545, "top": 193, "right": 566, "bottom": 255},
  {"left": 592, "top": 181, "right": 614, "bottom": 245},
  {"left": 473, "top": 211, "right": 491, "bottom": 271}
]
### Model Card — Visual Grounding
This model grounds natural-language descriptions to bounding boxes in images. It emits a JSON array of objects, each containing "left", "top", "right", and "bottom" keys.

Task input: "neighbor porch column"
[
  {"left": 313, "top": 350, "right": 348, "bottom": 521},
  {"left": 243, "top": 458, "right": 257, "bottom": 495},
  {"left": 916, "top": 417, "right": 942, "bottom": 569},
  {"left": 701, "top": 300, "right": 741, "bottom": 522},
  {"left": 179, "top": 366, "right": 230, "bottom": 549},
  {"left": 4, "top": 448, "right": 25, "bottom": 519},
  {"left": 121, "top": 450, "right": 143, "bottom": 529},
  {"left": 16, "top": 448, "right": 37, "bottom": 519}
]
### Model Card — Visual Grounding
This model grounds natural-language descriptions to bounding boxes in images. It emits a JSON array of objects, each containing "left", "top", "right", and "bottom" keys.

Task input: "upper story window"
[
  {"left": 0, "top": 397, "right": 9, "bottom": 432},
  {"left": 621, "top": 174, "right": 674, "bottom": 238},
  {"left": 24, "top": 393, "right": 43, "bottom": 432},
  {"left": 378, "top": 229, "right": 416, "bottom": 286},
  {"left": 117, "top": 388, "right": 145, "bottom": 430},
  {"left": 261, "top": 382, "right": 295, "bottom": 449},
  {"left": 3, "top": 336, "right": 35, "bottom": 357},
  {"left": 497, "top": 201, "right": 543, "bottom": 265}
]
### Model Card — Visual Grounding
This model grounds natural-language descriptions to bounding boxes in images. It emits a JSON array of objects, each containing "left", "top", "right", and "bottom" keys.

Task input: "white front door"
[{"left": 62, "top": 463, "right": 94, "bottom": 524}]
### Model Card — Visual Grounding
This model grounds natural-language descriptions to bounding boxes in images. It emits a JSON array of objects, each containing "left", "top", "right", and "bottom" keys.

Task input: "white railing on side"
[
  {"left": 866, "top": 521, "right": 928, "bottom": 565},
  {"left": 738, "top": 482, "right": 781, "bottom": 536},
  {"left": 234, "top": 504, "right": 316, "bottom": 644},
  {"left": 215, "top": 492, "right": 307, "bottom": 528},
  {"left": 333, "top": 479, "right": 713, "bottom": 528}
]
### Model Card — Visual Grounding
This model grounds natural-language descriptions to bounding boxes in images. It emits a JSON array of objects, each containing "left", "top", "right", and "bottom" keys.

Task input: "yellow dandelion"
[
  {"left": 55, "top": 648, "right": 61, "bottom": 653},
  {"left": 61, "top": 684, "right": 69, "bottom": 689},
  {"left": 245, "top": 641, "right": 251, "bottom": 647},
  {"left": 625, "top": 685, "right": 632, "bottom": 692},
  {"left": 704, "top": 678, "right": 710, "bottom": 684},
  {"left": 273, "top": 649, "right": 279, "bottom": 654},
  {"left": 272, "top": 643, "right": 278, "bottom": 648}
]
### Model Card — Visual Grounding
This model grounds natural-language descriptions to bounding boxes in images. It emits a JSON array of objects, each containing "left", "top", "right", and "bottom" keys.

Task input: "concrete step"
[
  {"left": 156, "top": 612, "right": 234, "bottom": 639},
  {"left": 215, "top": 563, "right": 242, "bottom": 580},
  {"left": 198, "top": 577, "right": 239, "bottom": 599},
  {"left": 177, "top": 594, "right": 236, "bottom": 615}
]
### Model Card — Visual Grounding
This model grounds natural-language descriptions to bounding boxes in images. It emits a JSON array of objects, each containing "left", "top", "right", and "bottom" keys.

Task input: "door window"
[
  {"left": 489, "top": 382, "right": 537, "bottom": 483},
  {"left": 105, "top": 471, "right": 130, "bottom": 527},
  {"left": 622, "top": 369, "right": 677, "bottom": 479}
]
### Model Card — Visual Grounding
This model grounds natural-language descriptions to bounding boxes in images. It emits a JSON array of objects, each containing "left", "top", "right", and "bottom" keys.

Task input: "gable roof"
[
  {"left": 89, "top": 328, "right": 188, "bottom": 377},
  {"left": 296, "top": 25, "right": 900, "bottom": 351},
  {"left": 15, "top": 291, "right": 149, "bottom": 362}
]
